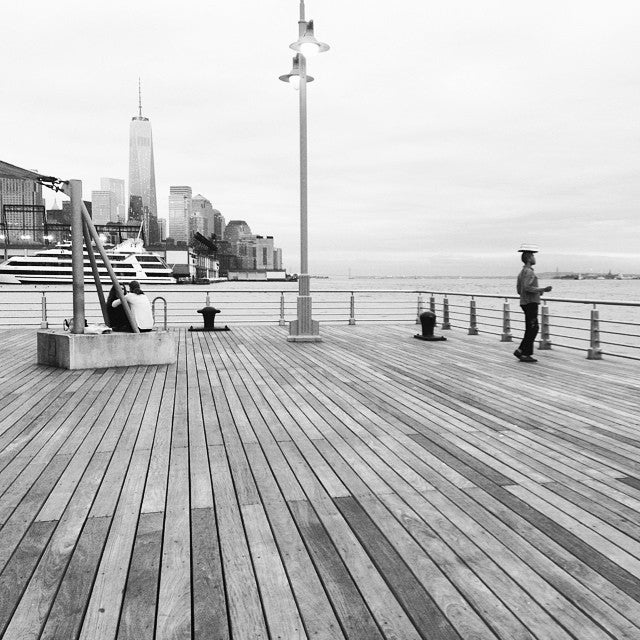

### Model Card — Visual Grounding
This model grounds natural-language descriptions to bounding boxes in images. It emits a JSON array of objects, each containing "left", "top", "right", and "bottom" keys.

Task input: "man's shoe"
[
  {"left": 513, "top": 349, "right": 523, "bottom": 360},
  {"left": 520, "top": 355, "right": 538, "bottom": 363}
]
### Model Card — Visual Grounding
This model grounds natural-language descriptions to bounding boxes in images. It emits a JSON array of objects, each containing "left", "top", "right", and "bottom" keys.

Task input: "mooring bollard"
[
  {"left": 538, "top": 303, "right": 552, "bottom": 350},
  {"left": 279, "top": 292, "right": 286, "bottom": 326},
  {"left": 468, "top": 298, "right": 479, "bottom": 335},
  {"left": 500, "top": 299, "right": 512, "bottom": 342},
  {"left": 349, "top": 292, "right": 356, "bottom": 325},
  {"left": 414, "top": 310, "right": 446, "bottom": 341},
  {"left": 40, "top": 291, "right": 48, "bottom": 329},
  {"left": 416, "top": 294, "right": 424, "bottom": 324},
  {"left": 442, "top": 296, "right": 451, "bottom": 330},
  {"left": 587, "top": 306, "right": 602, "bottom": 360}
]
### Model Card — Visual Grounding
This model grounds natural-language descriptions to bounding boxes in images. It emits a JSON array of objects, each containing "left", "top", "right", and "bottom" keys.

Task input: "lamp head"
[
  {"left": 279, "top": 54, "right": 314, "bottom": 89},
  {"left": 290, "top": 20, "right": 329, "bottom": 57}
]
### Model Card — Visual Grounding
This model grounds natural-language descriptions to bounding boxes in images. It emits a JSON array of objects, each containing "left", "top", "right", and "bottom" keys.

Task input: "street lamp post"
[{"left": 280, "top": 0, "right": 329, "bottom": 342}]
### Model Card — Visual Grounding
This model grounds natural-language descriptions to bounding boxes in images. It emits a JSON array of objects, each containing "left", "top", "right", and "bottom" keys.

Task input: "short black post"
[
  {"left": 199, "top": 306, "right": 220, "bottom": 330},
  {"left": 414, "top": 310, "right": 447, "bottom": 341},
  {"left": 188, "top": 306, "right": 230, "bottom": 332}
]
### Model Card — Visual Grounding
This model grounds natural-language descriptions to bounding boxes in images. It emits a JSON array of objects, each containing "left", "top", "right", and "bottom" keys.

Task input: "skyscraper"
[
  {"left": 128, "top": 81, "right": 158, "bottom": 244},
  {"left": 91, "top": 190, "right": 116, "bottom": 224},
  {"left": 168, "top": 186, "right": 192, "bottom": 243},
  {"left": 100, "top": 178, "right": 126, "bottom": 222}
]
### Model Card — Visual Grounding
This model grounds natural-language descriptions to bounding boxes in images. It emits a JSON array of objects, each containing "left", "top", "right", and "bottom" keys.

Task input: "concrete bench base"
[{"left": 37, "top": 330, "right": 176, "bottom": 370}]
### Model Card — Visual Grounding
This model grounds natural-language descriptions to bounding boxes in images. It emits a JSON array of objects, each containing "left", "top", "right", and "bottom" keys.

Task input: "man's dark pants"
[{"left": 519, "top": 303, "right": 539, "bottom": 356}]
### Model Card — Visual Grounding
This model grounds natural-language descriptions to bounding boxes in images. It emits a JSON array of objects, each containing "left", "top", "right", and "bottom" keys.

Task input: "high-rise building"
[
  {"left": 168, "top": 186, "right": 192, "bottom": 243},
  {"left": 128, "top": 82, "right": 158, "bottom": 243},
  {"left": 212, "top": 209, "right": 225, "bottom": 240},
  {"left": 191, "top": 194, "right": 214, "bottom": 238},
  {"left": 1, "top": 178, "right": 45, "bottom": 246},
  {"left": 100, "top": 178, "right": 126, "bottom": 222},
  {"left": 1, "top": 177, "right": 43, "bottom": 213},
  {"left": 91, "top": 190, "right": 117, "bottom": 224}
]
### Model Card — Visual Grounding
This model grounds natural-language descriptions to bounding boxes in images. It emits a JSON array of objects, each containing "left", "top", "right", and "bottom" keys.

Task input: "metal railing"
[{"left": 1, "top": 286, "right": 639, "bottom": 361}]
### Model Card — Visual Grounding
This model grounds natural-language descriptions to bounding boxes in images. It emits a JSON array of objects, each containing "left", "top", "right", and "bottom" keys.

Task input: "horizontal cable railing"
[{"left": 0, "top": 286, "right": 638, "bottom": 361}]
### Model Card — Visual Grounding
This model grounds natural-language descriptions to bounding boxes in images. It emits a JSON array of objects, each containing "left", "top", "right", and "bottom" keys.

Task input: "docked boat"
[{"left": 0, "top": 238, "right": 174, "bottom": 284}]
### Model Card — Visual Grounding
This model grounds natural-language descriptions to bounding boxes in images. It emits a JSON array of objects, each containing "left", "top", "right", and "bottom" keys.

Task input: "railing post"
[
  {"left": 349, "top": 292, "right": 356, "bottom": 325},
  {"left": 587, "top": 305, "right": 602, "bottom": 360},
  {"left": 205, "top": 291, "right": 211, "bottom": 306},
  {"left": 429, "top": 294, "right": 436, "bottom": 314},
  {"left": 442, "top": 296, "right": 451, "bottom": 330},
  {"left": 500, "top": 298, "right": 512, "bottom": 342},
  {"left": 538, "top": 302, "right": 552, "bottom": 350},
  {"left": 279, "top": 292, "right": 286, "bottom": 327},
  {"left": 40, "top": 291, "right": 48, "bottom": 329},
  {"left": 468, "top": 298, "right": 479, "bottom": 335},
  {"left": 416, "top": 293, "right": 423, "bottom": 324},
  {"left": 152, "top": 296, "right": 168, "bottom": 330}
]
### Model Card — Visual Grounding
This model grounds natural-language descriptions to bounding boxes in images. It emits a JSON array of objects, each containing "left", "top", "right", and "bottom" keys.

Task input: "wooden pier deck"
[{"left": 1, "top": 324, "right": 639, "bottom": 640}]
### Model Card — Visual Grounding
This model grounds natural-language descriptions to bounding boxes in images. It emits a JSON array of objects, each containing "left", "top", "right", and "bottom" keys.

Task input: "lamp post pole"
[{"left": 284, "top": 0, "right": 327, "bottom": 342}]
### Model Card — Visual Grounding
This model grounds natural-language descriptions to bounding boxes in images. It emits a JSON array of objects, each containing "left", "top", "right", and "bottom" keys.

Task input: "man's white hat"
[{"left": 518, "top": 243, "right": 539, "bottom": 253}]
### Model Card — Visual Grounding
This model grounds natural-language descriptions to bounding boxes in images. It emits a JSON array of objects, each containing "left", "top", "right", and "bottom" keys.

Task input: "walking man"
[{"left": 514, "top": 244, "right": 552, "bottom": 363}]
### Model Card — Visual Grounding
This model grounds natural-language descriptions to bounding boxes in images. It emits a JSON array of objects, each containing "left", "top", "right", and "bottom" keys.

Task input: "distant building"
[
  {"left": 128, "top": 82, "right": 159, "bottom": 243},
  {"left": 100, "top": 177, "right": 126, "bottom": 222},
  {"left": 157, "top": 217, "right": 166, "bottom": 241},
  {"left": 91, "top": 190, "right": 117, "bottom": 224},
  {"left": 273, "top": 248, "right": 283, "bottom": 270},
  {"left": 168, "top": 186, "right": 192, "bottom": 243},
  {"left": 212, "top": 209, "right": 225, "bottom": 240},
  {"left": 0, "top": 177, "right": 44, "bottom": 212},
  {"left": 61, "top": 200, "right": 92, "bottom": 217},
  {"left": 191, "top": 194, "right": 214, "bottom": 238}
]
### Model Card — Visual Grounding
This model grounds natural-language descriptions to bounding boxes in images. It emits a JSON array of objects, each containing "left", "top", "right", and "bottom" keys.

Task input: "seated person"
[
  {"left": 106, "top": 283, "right": 132, "bottom": 332},
  {"left": 111, "top": 280, "right": 154, "bottom": 332}
]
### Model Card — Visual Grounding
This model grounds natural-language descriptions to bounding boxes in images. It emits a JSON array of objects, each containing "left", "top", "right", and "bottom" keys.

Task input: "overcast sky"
[{"left": 3, "top": 0, "right": 639, "bottom": 275}]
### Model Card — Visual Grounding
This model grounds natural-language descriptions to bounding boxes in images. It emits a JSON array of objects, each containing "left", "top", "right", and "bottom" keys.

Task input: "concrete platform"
[{"left": 37, "top": 329, "right": 176, "bottom": 369}]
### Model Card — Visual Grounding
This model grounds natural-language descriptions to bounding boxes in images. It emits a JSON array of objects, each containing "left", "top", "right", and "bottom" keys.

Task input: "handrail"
[{"left": 1, "top": 286, "right": 638, "bottom": 361}]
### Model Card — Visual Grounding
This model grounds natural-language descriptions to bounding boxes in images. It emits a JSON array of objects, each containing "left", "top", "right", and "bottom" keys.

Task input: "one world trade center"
[{"left": 128, "top": 81, "right": 159, "bottom": 244}]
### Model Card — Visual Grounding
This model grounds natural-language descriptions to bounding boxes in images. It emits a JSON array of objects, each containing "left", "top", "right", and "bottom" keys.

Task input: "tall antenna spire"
[{"left": 138, "top": 78, "right": 143, "bottom": 117}]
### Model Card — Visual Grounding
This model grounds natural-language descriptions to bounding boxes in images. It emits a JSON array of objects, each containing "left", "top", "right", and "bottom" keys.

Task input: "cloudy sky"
[{"left": 3, "top": 0, "right": 639, "bottom": 275}]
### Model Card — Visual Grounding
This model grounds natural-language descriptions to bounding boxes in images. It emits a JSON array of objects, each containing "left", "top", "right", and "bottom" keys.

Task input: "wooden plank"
[
  {"left": 208, "top": 444, "right": 268, "bottom": 639},
  {"left": 156, "top": 447, "right": 192, "bottom": 640},
  {"left": 242, "top": 502, "right": 307, "bottom": 639},
  {"left": 1, "top": 451, "right": 111, "bottom": 639},
  {"left": 0, "top": 520, "right": 56, "bottom": 636},
  {"left": 39, "top": 516, "right": 111, "bottom": 640},
  {"left": 334, "top": 495, "right": 465, "bottom": 640},
  {"left": 78, "top": 450, "right": 149, "bottom": 640},
  {"left": 117, "top": 511, "right": 163, "bottom": 640},
  {"left": 191, "top": 507, "right": 229, "bottom": 640},
  {"left": 288, "top": 499, "right": 385, "bottom": 640}
]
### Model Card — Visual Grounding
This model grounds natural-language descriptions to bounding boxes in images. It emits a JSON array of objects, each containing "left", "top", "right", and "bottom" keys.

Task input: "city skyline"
[{"left": 2, "top": 0, "right": 639, "bottom": 276}]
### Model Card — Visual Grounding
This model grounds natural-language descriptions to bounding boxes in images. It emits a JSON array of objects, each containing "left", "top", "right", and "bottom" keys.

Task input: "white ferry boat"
[{"left": 0, "top": 238, "right": 174, "bottom": 284}]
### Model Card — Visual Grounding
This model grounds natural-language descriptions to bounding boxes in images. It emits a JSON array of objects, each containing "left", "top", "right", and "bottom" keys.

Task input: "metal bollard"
[
  {"left": 349, "top": 292, "right": 356, "bottom": 325},
  {"left": 40, "top": 291, "right": 48, "bottom": 329},
  {"left": 587, "top": 306, "right": 602, "bottom": 360},
  {"left": 416, "top": 293, "right": 424, "bottom": 324},
  {"left": 442, "top": 296, "right": 451, "bottom": 330},
  {"left": 468, "top": 298, "right": 479, "bottom": 335},
  {"left": 279, "top": 292, "right": 286, "bottom": 326},
  {"left": 152, "top": 296, "right": 168, "bottom": 330},
  {"left": 500, "top": 299, "right": 512, "bottom": 342},
  {"left": 538, "top": 303, "right": 552, "bottom": 350}
]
